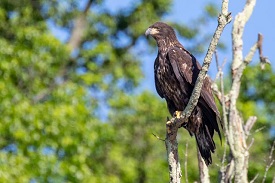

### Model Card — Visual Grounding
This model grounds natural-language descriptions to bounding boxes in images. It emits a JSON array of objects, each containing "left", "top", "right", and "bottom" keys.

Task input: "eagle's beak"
[
  {"left": 145, "top": 28, "right": 152, "bottom": 36},
  {"left": 145, "top": 28, "right": 158, "bottom": 36}
]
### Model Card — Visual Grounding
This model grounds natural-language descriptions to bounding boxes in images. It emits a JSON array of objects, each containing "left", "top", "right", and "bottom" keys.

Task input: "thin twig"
[
  {"left": 184, "top": 142, "right": 189, "bottom": 183},
  {"left": 254, "top": 126, "right": 266, "bottom": 134},
  {"left": 262, "top": 141, "right": 275, "bottom": 183},
  {"left": 257, "top": 33, "right": 271, "bottom": 69},
  {"left": 225, "top": 158, "right": 235, "bottom": 182},
  {"left": 244, "top": 116, "right": 257, "bottom": 138},
  {"left": 218, "top": 56, "right": 228, "bottom": 138},
  {"left": 247, "top": 138, "right": 255, "bottom": 150},
  {"left": 250, "top": 174, "right": 259, "bottom": 183},
  {"left": 220, "top": 137, "right": 228, "bottom": 183},
  {"left": 216, "top": 48, "right": 229, "bottom": 183},
  {"left": 213, "top": 51, "right": 228, "bottom": 105},
  {"left": 215, "top": 50, "right": 219, "bottom": 73},
  {"left": 197, "top": 147, "right": 210, "bottom": 183},
  {"left": 152, "top": 133, "right": 165, "bottom": 141}
]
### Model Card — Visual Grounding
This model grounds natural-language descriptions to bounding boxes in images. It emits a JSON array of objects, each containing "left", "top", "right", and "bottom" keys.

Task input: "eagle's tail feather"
[{"left": 195, "top": 124, "right": 215, "bottom": 166}]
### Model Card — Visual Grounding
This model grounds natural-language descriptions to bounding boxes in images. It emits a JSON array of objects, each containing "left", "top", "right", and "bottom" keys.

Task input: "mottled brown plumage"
[{"left": 145, "top": 22, "right": 221, "bottom": 165}]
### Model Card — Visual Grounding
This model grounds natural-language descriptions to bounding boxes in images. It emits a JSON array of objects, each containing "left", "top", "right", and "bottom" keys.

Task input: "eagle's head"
[
  {"left": 145, "top": 22, "right": 176, "bottom": 39},
  {"left": 145, "top": 22, "right": 178, "bottom": 47}
]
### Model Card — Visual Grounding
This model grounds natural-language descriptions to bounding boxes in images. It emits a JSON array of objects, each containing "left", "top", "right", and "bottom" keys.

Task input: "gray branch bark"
[
  {"left": 225, "top": 1, "right": 257, "bottom": 182},
  {"left": 68, "top": 0, "right": 94, "bottom": 51},
  {"left": 197, "top": 149, "right": 210, "bottom": 183}
]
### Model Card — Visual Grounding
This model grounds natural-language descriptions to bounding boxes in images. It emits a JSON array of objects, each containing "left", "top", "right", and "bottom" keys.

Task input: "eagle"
[{"left": 145, "top": 22, "right": 221, "bottom": 165}]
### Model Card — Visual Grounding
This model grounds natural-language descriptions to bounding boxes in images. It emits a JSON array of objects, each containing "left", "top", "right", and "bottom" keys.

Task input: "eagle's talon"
[
  {"left": 181, "top": 122, "right": 188, "bottom": 128},
  {"left": 174, "top": 111, "right": 182, "bottom": 119}
]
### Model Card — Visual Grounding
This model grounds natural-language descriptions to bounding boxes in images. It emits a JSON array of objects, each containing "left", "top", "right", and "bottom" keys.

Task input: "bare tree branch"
[
  {"left": 152, "top": 133, "right": 165, "bottom": 141},
  {"left": 68, "top": 0, "right": 94, "bottom": 51},
  {"left": 224, "top": 0, "right": 273, "bottom": 182},
  {"left": 244, "top": 116, "right": 257, "bottom": 138},
  {"left": 184, "top": 142, "right": 189, "bottom": 183},
  {"left": 231, "top": 0, "right": 257, "bottom": 75},
  {"left": 217, "top": 56, "right": 229, "bottom": 183},
  {"left": 250, "top": 174, "right": 259, "bottom": 183},
  {"left": 257, "top": 33, "right": 271, "bottom": 69},
  {"left": 219, "top": 137, "right": 228, "bottom": 183},
  {"left": 225, "top": 158, "right": 235, "bottom": 182},
  {"left": 262, "top": 141, "right": 275, "bottom": 183},
  {"left": 212, "top": 51, "right": 229, "bottom": 106},
  {"left": 197, "top": 149, "right": 210, "bottom": 183},
  {"left": 165, "top": 122, "right": 182, "bottom": 183},
  {"left": 247, "top": 138, "right": 255, "bottom": 150}
]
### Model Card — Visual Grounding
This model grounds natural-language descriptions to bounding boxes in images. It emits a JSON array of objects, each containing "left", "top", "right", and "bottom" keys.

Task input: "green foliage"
[
  {"left": 204, "top": 3, "right": 219, "bottom": 18},
  {"left": 109, "top": 91, "right": 168, "bottom": 182}
]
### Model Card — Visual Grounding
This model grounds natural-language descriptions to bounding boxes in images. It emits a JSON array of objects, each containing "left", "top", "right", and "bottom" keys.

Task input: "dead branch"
[
  {"left": 228, "top": 0, "right": 257, "bottom": 181},
  {"left": 165, "top": 123, "right": 182, "bottom": 183},
  {"left": 219, "top": 137, "right": 228, "bottom": 183},
  {"left": 225, "top": 158, "right": 235, "bottom": 182},
  {"left": 212, "top": 51, "right": 229, "bottom": 105},
  {"left": 223, "top": 0, "right": 274, "bottom": 182},
  {"left": 184, "top": 142, "right": 189, "bottom": 183},
  {"left": 257, "top": 33, "right": 271, "bottom": 69},
  {"left": 152, "top": 133, "right": 165, "bottom": 141},
  {"left": 250, "top": 174, "right": 259, "bottom": 183},
  {"left": 262, "top": 141, "right": 275, "bottom": 183},
  {"left": 247, "top": 138, "right": 255, "bottom": 150},
  {"left": 197, "top": 149, "right": 210, "bottom": 183},
  {"left": 231, "top": 0, "right": 257, "bottom": 75},
  {"left": 244, "top": 116, "right": 258, "bottom": 138},
  {"left": 68, "top": 0, "right": 94, "bottom": 50}
]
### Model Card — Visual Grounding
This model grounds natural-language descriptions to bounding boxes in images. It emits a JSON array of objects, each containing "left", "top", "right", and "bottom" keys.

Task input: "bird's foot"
[
  {"left": 173, "top": 111, "right": 188, "bottom": 128},
  {"left": 174, "top": 111, "right": 182, "bottom": 119},
  {"left": 181, "top": 122, "right": 188, "bottom": 128}
]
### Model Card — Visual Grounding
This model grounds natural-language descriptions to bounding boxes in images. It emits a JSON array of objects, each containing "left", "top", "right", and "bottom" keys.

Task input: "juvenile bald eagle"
[{"left": 145, "top": 22, "right": 221, "bottom": 165}]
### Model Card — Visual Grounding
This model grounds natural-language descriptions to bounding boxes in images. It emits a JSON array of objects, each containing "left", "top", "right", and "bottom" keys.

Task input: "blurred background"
[{"left": 0, "top": 0, "right": 274, "bottom": 182}]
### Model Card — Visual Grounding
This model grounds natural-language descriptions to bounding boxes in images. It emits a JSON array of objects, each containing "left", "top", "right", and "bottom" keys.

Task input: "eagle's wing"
[
  {"left": 167, "top": 47, "right": 199, "bottom": 87},
  {"left": 154, "top": 58, "right": 164, "bottom": 98},
  {"left": 167, "top": 47, "right": 218, "bottom": 113},
  {"left": 167, "top": 47, "right": 221, "bottom": 137}
]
